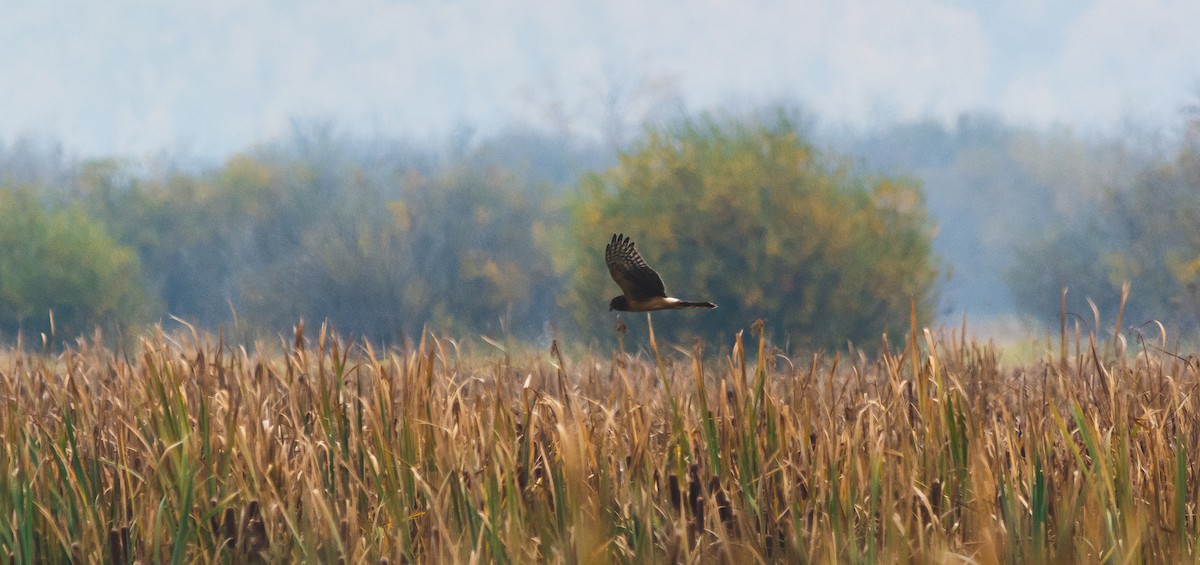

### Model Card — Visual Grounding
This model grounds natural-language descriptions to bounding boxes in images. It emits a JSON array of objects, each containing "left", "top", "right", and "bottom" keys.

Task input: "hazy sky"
[{"left": 3, "top": 0, "right": 1198, "bottom": 159}]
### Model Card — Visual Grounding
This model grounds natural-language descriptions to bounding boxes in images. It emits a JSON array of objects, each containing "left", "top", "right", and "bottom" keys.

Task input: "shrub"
[
  {"left": 0, "top": 188, "right": 150, "bottom": 339},
  {"left": 563, "top": 111, "right": 938, "bottom": 348}
]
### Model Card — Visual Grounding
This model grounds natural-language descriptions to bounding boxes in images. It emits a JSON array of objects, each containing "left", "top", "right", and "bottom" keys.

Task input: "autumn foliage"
[{"left": 564, "top": 112, "right": 938, "bottom": 348}]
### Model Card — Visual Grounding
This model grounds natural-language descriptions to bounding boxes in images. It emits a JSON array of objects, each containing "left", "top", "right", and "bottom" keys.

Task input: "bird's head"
[{"left": 609, "top": 296, "right": 628, "bottom": 312}]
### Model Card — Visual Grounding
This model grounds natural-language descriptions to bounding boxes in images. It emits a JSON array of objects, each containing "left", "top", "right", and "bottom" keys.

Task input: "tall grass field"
[{"left": 1, "top": 313, "right": 1197, "bottom": 563}]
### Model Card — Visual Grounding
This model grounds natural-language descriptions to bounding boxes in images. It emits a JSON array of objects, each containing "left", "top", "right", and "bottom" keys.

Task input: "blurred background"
[{"left": 1, "top": 1, "right": 1198, "bottom": 350}]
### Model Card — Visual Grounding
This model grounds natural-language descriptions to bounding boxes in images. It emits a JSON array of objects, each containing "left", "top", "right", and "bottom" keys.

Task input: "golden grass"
[{"left": 1, "top": 315, "right": 1197, "bottom": 564}]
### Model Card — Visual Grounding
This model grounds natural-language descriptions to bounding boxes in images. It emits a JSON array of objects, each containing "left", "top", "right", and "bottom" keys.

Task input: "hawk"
[{"left": 605, "top": 233, "right": 717, "bottom": 312}]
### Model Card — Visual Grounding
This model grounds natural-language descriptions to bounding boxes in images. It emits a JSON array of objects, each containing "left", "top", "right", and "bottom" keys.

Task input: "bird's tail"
[{"left": 679, "top": 300, "right": 717, "bottom": 309}]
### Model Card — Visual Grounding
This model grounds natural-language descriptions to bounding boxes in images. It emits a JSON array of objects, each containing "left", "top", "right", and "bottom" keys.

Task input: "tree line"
[{"left": 1, "top": 106, "right": 1197, "bottom": 348}]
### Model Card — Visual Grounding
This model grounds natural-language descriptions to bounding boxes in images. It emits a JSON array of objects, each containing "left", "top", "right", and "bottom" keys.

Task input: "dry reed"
[{"left": 0, "top": 314, "right": 1197, "bottom": 564}]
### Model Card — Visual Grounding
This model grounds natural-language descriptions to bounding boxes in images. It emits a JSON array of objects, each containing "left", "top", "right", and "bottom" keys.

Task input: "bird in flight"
[{"left": 605, "top": 233, "right": 717, "bottom": 312}]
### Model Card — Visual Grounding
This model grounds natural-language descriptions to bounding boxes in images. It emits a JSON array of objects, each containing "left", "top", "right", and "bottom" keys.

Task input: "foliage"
[
  {"left": 1, "top": 321, "right": 1196, "bottom": 562},
  {"left": 6, "top": 111, "right": 1197, "bottom": 345},
  {"left": 78, "top": 159, "right": 245, "bottom": 325},
  {"left": 0, "top": 187, "right": 150, "bottom": 338},
  {"left": 74, "top": 132, "right": 566, "bottom": 343},
  {"left": 381, "top": 164, "right": 563, "bottom": 338},
  {"left": 1008, "top": 132, "right": 1200, "bottom": 333},
  {"left": 845, "top": 114, "right": 1140, "bottom": 317},
  {"left": 564, "top": 111, "right": 938, "bottom": 349}
]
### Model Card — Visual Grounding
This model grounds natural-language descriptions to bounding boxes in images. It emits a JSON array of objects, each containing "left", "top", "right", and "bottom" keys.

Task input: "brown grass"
[{"left": 0, "top": 315, "right": 1197, "bottom": 564}]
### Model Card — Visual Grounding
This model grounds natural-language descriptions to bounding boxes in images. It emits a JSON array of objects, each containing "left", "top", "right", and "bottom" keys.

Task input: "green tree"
[
  {"left": 563, "top": 111, "right": 939, "bottom": 349},
  {"left": 0, "top": 188, "right": 151, "bottom": 339}
]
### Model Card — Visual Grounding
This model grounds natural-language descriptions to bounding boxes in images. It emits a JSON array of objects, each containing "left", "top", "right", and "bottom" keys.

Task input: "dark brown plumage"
[{"left": 605, "top": 234, "right": 717, "bottom": 312}]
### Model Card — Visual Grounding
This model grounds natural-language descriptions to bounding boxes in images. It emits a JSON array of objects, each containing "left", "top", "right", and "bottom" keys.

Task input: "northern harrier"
[{"left": 605, "top": 233, "right": 717, "bottom": 312}]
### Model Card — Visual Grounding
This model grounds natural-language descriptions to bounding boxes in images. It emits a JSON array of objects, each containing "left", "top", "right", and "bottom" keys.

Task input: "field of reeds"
[{"left": 1, "top": 313, "right": 1198, "bottom": 564}]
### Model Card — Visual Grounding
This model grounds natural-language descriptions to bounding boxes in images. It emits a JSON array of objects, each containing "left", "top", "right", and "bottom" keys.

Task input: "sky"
[{"left": 2, "top": 0, "right": 1199, "bottom": 160}]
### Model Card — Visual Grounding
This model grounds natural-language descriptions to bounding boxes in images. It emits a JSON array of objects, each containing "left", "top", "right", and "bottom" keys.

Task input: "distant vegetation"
[
  {"left": 3, "top": 125, "right": 586, "bottom": 343},
  {"left": 0, "top": 104, "right": 1198, "bottom": 345},
  {"left": 1008, "top": 129, "right": 1200, "bottom": 334},
  {"left": 564, "top": 111, "right": 936, "bottom": 349},
  {"left": 0, "top": 187, "right": 150, "bottom": 338}
]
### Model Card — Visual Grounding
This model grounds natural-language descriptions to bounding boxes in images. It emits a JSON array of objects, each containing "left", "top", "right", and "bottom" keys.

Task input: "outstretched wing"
[{"left": 605, "top": 234, "right": 667, "bottom": 300}]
